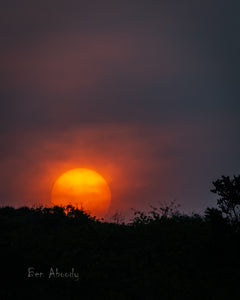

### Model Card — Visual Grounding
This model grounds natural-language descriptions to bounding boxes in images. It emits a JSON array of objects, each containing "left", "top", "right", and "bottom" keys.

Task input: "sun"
[{"left": 51, "top": 168, "right": 111, "bottom": 218}]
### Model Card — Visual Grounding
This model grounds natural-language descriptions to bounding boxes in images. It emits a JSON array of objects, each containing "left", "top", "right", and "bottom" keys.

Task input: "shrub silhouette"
[
  {"left": 204, "top": 207, "right": 223, "bottom": 222},
  {"left": 130, "top": 200, "right": 181, "bottom": 225}
]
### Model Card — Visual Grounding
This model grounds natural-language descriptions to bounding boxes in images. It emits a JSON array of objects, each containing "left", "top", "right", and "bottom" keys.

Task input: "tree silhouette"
[
  {"left": 211, "top": 175, "right": 240, "bottom": 223},
  {"left": 111, "top": 210, "right": 125, "bottom": 224}
]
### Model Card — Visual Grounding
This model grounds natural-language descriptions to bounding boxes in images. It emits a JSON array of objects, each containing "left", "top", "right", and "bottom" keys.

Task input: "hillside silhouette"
[{"left": 1, "top": 175, "right": 240, "bottom": 299}]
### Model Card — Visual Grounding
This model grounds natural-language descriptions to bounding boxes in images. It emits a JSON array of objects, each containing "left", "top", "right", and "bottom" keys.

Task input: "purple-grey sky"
[{"left": 0, "top": 0, "right": 239, "bottom": 219}]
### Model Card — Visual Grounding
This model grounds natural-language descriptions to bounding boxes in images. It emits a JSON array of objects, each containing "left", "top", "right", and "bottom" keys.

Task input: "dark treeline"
[{"left": 1, "top": 175, "right": 240, "bottom": 299}]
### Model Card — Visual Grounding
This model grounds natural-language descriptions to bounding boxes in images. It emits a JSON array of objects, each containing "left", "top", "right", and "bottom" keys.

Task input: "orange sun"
[{"left": 51, "top": 168, "right": 111, "bottom": 218}]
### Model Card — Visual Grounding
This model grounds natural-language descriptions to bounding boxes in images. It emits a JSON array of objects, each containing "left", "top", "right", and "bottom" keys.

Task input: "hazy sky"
[{"left": 0, "top": 1, "right": 239, "bottom": 218}]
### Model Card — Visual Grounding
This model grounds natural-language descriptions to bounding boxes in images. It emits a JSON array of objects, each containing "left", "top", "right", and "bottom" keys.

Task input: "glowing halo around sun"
[{"left": 51, "top": 168, "right": 111, "bottom": 218}]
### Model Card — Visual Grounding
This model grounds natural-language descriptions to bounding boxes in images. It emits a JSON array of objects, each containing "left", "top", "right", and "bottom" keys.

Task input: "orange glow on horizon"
[{"left": 51, "top": 168, "right": 111, "bottom": 218}]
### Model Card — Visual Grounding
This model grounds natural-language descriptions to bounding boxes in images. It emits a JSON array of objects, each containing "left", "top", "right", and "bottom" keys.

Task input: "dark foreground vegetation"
[{"left": 1, "top": 175, "right": 240, "bottom": 300}]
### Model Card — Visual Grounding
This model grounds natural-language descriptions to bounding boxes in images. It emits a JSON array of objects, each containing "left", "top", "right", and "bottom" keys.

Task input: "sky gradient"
[{"left": 0, "top": 1, "right": 239, "bottom": 219}]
